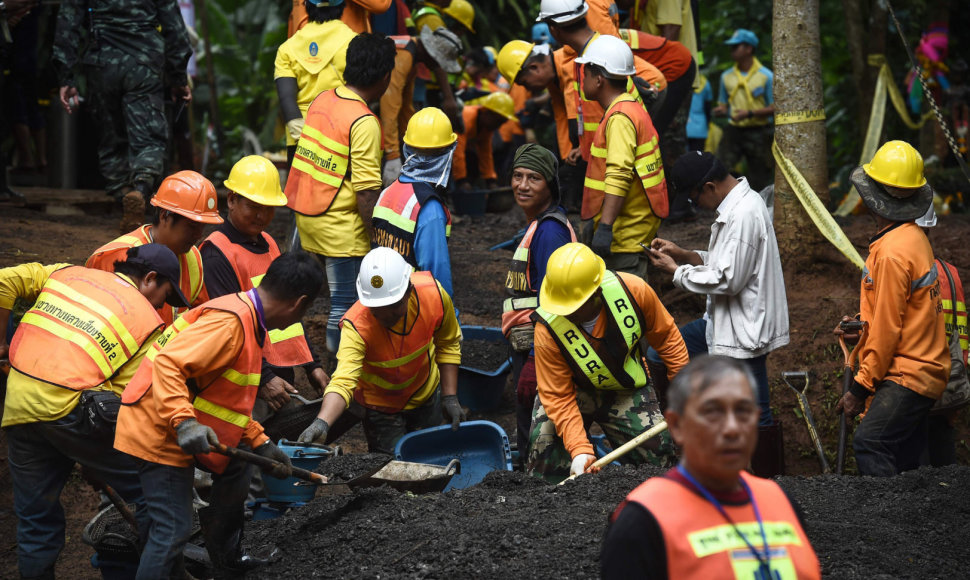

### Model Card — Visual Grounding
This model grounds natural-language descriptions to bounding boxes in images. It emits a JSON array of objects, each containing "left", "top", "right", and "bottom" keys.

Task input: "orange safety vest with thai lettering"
[
  {"left": 285, "top": 88, "right": 376, "bottom": 216},
  {"left": 619, "top": 28, "right": 692, "bottom": 83},
  {"left": 200, "top": 230, "right": 313, "bottom": 367},
  {"left": 619, "top": 472, "right": 821, "bottom": 580},
  {"left": 10, "top": 266, "right": 163, "bottom": 390},
  {"left": 501, "top": 209, "right": 576, "bottom": 335},
  {"left": 582, "top": 96, "right": 668, "bottom": 219},
  {"left": 340, "top": 271, "right": 445, "bottom": 413},
  {"left": 86, "top": 225, "right": 204, "bottom": 326},
  {"left": 372, "top": 181, "right": 452, "bottom": 269},
  {"left": 122, "top": 293, "right": 263, "bottom": 474},
  {"left": 938, "top": 259, "right": 968, "bottom": 365}
]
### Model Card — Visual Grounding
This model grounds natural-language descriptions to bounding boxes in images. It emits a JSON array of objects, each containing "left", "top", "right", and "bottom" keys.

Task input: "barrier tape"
[
  {"left": 772, "top": 140, "right": 865, "bottom": 270},
  {"left": 775, "top": 109, "right": 827, "bottom": 126},
  {"left": 835, "top": 55, "right": 935, "bottom": 216}
]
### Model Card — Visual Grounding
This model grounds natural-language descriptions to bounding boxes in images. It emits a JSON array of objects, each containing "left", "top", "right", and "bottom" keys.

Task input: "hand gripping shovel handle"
[
  {"left": 559, "top": 421, "right": 668, "bottom": 485},
  {"left": 212, "top": 443, "right": 328, "bottom": 484},
  {"left": 837, "top": 322, "right": 868, "bottom": 475}
]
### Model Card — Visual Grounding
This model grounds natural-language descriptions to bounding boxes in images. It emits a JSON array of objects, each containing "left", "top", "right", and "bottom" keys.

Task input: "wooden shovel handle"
[
  {"left": 212, "top": 443, "right": 327, "bottom": 484},
  {"left": 559, "top": 421, "right": 669, "bottom": 485}
]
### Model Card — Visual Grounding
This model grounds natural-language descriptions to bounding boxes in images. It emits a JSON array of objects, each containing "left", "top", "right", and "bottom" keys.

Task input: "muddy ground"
[{"left": 0, "top": 195, "right": 968, "bottom": 578}]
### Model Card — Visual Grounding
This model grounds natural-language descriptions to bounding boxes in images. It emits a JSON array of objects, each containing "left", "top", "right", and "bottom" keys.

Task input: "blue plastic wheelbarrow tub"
[
  {"left": 262, "top": 441, "right": 332, "bottom": 503},
  {"left": 395, "top": 420, "right": 513, "bottom": 491},
  {"left": 458, "top": 326, "right": 512, "bottom": 413},
  {"left": 452, "top": 189, "right": 488, "bottom": 216}
]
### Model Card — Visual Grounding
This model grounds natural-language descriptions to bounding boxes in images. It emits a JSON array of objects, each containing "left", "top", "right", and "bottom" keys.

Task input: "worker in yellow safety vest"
[
  {"left": 576, "top": 34, "right": 667, "bottom": 280},
  {"left": 0, "top": 244, "right": 187, "bottom": 578},
  {"left": 87, "top": 170, "right": 223, "bottom": 326},
  {"left": 297, "top": 247, "right": 464, "bottom": 454}
]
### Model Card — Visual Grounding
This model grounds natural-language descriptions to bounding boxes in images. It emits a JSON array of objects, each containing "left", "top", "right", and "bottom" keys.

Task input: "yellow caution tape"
[
  {"left": 772, "top": 140, "right": 865, "bottom": 270},
  {"left": 774, "top": 109, "right": 827, "bottom": 126},
  {"left": 836, "top": 55, "right": 935, "bottom": 216}
]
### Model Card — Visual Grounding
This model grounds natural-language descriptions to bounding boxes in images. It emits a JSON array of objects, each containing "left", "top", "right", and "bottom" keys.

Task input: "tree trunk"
[
  {"left": 772, "top": 0, "right": 829, "bottom": 269},
  {"left": 842, "top": 0, "right": 868, "bottom": 128}
]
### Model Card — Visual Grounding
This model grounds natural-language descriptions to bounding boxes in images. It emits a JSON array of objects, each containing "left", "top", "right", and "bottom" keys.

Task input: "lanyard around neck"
[
  {"left": 676, "top": 465, "right": 772, "bottom": 574},
  {"left": 246, "top": 288, "right": 267, "bottom": 332}
]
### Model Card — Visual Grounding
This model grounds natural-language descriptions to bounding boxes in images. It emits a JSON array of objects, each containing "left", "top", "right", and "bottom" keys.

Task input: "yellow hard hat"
[
  {"left": 863, "top": 140, "right": 928, "bottom": 189},
  {"left": 223, "top": 155, "right": 287, "bottom": 206},
  {"left": 442, "top": 0, "right": 475, "bottom": 33},
  {"left": 403, "top": 107, "right": 457, "bottom": 149},
  {"left": 497, "top": 40, "right": 535, "bottom": 85},
  {"left": 481, "top": 92, "right": 516, "bottom": 120},
  {"left": 539, "top": 243, "right": 605, "bottom": 316}
]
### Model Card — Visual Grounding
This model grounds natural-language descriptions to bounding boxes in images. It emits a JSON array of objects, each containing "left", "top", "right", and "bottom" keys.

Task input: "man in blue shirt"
[{"left": 372, "top": 107, "right": 457, "bottom": 304}]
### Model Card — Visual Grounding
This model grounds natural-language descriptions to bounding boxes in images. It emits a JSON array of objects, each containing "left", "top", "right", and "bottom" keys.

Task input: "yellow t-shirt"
[
  {"left": 295, "top": 86, "right": 383, "bottom": 257},
  {"left": 641, "top": 0, "right": 701, "bottom": 88},
  {"left": 325, "top": 281, "right": 462, "bottom": 410},
  {"left": 596, "top": 94, "right": 661, "bottom": 253},
  {"left": 0, "top": 263, "right": 162, "bottom": 427},
  {"left": 274, "top": 20, "right": 357, "bottom": 145}
]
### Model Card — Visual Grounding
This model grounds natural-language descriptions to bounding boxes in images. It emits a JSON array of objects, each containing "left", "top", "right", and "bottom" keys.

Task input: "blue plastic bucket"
[
  {"left": 395, "top": 421, "right": 513, "bottom": 491},
  {"left": 458, "top": 326, "right": 512, "bottom": 412},
  {"left": 262, "top": 441, "right": 331, "bottom": 503},
  {"left": 452, "top": 189, "right": 489, "bottom": 216}
]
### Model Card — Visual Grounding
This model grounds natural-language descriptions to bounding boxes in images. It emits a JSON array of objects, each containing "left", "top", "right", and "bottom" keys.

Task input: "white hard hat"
[
  {"left": 574, "top": 34, "right": 635, "bottom": 77},
  {"left": 915, "top": 203, "right": 938, "bottom": 228},
  {"left": 357, "top": 247, "right": 414, "bottom": 307},
  {"left": 536, "top": 0, "right": 588, "bottom": 24}
]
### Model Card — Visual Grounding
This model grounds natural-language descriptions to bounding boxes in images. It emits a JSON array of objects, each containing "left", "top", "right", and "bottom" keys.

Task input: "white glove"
[
  {"left": 382, "top": 157, "right": 403, "bottom": 188},
  {"left": 570, "top": 453, "right": 596, "bottom": 476},
  {"left": 286, "top": 118, "right": 305, "bottom": 141}
]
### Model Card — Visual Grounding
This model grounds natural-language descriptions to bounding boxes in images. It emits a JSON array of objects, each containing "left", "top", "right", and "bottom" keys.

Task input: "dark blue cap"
[{"left": 125, "top": 244, "right": 190, "bottom": 307}]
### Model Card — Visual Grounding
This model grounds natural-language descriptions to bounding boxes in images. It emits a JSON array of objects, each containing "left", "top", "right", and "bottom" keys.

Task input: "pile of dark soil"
[
  {"left": 249, "top": 465, "right": 970, "bottom": 579},
  {"left": 461, "top": 338, "right": 510, "bottom": 370},
  {"left": 313, "top": 453, "right": 392, "bottom": 483}
]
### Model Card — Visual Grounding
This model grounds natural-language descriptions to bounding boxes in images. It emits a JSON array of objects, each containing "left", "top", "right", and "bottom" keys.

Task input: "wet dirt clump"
[
  {"left": 249, "top": 464, "right": 970, "bottom": 579},
  {"left": 460, "top": 339, "right": 510, "bottom": 370},
  {"left": 313, "top": 453, "right": 392, "bottom": 483}
]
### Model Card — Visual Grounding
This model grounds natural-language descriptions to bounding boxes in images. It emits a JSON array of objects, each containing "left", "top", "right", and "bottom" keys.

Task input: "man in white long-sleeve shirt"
[{"left": 646, "top": 150, "right": 789, "bottom": 476}]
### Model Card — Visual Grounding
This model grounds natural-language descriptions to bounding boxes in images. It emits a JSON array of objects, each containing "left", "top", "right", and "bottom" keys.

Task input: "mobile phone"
[{"left": 638, "top": 242, "right": 651, "bottom": 252}]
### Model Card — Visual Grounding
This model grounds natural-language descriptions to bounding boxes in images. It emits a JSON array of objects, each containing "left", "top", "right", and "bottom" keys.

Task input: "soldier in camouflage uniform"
[
  {"left": 52, "top": 0, "right": 191, "bottom": 230},
  {"left": 526, "top": 243, "right": 688, "bottom": 483}
]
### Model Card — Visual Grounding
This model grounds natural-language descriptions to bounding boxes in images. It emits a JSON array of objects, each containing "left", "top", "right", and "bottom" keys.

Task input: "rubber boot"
[
  {"left": 750, "top": 422, "right": 786, "bottom": 478},
  {"left": 198, "top": 506, "right": 272, "bottom": 579},
  {"left": 647, "top": 361, "right": 671, "bottom": 412}
]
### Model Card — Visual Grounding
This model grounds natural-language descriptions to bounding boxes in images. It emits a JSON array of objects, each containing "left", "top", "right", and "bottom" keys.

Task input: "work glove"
[
  {"left": 382, "top": 157, "right": 403, "bottom": 188},
  {"left": 570, "top": 453, "right": 597, "bottom": 477},
  {"left": 175, "top": 418, "right": 219, "bottom": 455},
  {"left": 591, "top": 223, "right": 614, "bottom": 257},
  {"left": 579, "top": 219, "right": 594, "bottom": 245},
  {"left": 298, "top": 418, "right": 330, "bottom": 445},
  {"left": 286, "top": 118, "right": 305, "bottom": 141},
  {"left": 442, "top": 394, "right": 466, "bottom": 431},
  {"left": 255, "top": 441, "right": 293, "bottom": 479}
]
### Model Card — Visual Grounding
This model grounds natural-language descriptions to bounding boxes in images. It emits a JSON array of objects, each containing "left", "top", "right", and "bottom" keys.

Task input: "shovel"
[
  {"left": 212, "top": 443, "right": 328, "bottom": 484},
  {"left": 559, "top": 421, "right": 668, "bottom": 485},
  {"left": 837, "top": 320, "right": 868, "bottom": 475},
  {"left": 782, "top": 372, "right": 830, "bottom": 473}
]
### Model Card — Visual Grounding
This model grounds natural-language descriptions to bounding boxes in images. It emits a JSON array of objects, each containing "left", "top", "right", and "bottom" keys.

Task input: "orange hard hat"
[{"left": 151, "top": 171, "right": 224, "bottom": 224}]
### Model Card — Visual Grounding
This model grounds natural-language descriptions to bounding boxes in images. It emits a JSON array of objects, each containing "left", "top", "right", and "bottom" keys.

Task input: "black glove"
[
  {"left": 255, "top": 441, "right": 293, "bottom": 479},
  {"left": 591, "top": 223, "right": 614, "bottom": 257},
  {"left": 175, "top": 419, "right": 219, "bottom": 455},
  {"left": 298, "top": 418, "right": 330, "bottom": 445},
  {"left": 579, "top": 219, "right": 594, "bottom": 245},
  {"left": 442, "top": 394, "right": 466, "bottom": 431},
  {"left": 848, "top": 379, "right": 871, "bottom": 400}
]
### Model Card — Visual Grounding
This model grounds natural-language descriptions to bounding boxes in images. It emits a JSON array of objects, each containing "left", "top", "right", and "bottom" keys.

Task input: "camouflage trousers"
[
  {"left": 85, "top": 61, "right": 168, "bottom": 197},
  {"left": 527, "top": 385, "right": 675, "bottom": 483}
]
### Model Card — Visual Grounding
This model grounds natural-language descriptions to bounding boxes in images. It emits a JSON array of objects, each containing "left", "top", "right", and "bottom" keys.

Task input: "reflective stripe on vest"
[
  {"left": 532, "top": 271, "right": 646, "bottom": 390},
  {"left": 10, "top": 267, "right": 163, "bottom": 390},
  {"left": 582, "top": 97, "right": 668, "bottom": 219},
  {"left": 372, "top": 181, "right": 452, "bottom": 268},
  {"left": 939, "top": 259, "right": 969, "bottom": 364},
  {"left": 621, "top": 473, "right": 821, "bottom": 579},
  {"left": 121, "top": 293, "right": 263, "bottom": 474},
  {"left": 201, "top": 231, "right": 313, "bottom": 367},
  {"left": 285, "top": 89, "right": 375, "bottom": 216},
  {"left": 340, "top": 271, "right": 445, "bottom": 413}
]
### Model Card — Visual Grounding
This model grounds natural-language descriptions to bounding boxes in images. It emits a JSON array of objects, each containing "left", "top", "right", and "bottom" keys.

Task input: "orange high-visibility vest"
[
  {"left": 200, "top": 230, "right": 313, "bottom": 367},
  {"left": 10, "top": 266, "right": 163, "bottom": 390},
  {"left": 86, "top": 225, "right": 204, "bottom": 326},
  {"left": 372, "top": 181, "right": 452, "bottom": 268},
  {"left": 340, "top": 271, "right": 445, "bottom": 413},
  {"left": 122, "top": 293, "right": 263, "bottom": 474},
  {"left": 285, "top": 89, "right": 376, "bottom": 216},
  {"left": 619, "top": 29, "right": 693, "bottom": 84},
  {"left": 582, "top": 97, "right": 668, "bottom": 219},
  {"left": 618, "top": 472, "right": 821, "bottom": 579},
  {"left": 938, "top": 259, "right": 968, "bottom": 365},
  {"left": 501, "top": 209, "right": 576, "bottom": 335}
]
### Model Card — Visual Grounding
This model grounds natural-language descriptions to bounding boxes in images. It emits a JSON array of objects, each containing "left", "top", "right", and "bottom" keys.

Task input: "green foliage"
[{"left": 191, "top": 0, "right": 288, "bottom": 179}]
